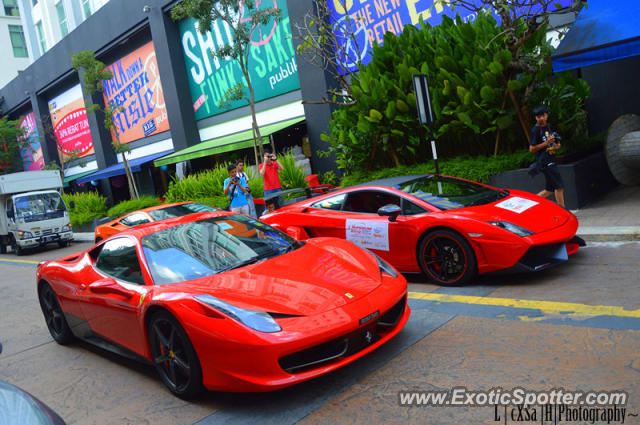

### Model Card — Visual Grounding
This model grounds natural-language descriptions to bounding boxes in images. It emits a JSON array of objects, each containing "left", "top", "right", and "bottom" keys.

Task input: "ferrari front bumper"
[{"left": 183, "top": 276, "right": 410, "bottom": 392}]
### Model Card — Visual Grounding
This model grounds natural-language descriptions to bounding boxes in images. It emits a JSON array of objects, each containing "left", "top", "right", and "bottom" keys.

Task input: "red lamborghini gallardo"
[
  {"left": 262, "top": 174, "right": 585, "bottom": 286},
  {"left": 37, "top": 212, "right": 409, "bottom": 399}
]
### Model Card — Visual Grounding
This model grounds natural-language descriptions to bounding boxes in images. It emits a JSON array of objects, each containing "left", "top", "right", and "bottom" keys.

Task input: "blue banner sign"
[{"left": 328, "top": 0, "right": 573, "bottom": 73}]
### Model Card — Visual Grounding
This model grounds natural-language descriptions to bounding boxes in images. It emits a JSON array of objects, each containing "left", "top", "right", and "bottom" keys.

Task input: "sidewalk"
[
  {"left": 72, "top": 185, "right": 640, "bottom": 244},
  {"left": 573, "top": 184, "right": 640, "bottom": 242}
]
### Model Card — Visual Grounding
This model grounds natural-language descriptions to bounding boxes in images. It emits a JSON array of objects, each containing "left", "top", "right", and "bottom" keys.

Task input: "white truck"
[{"left": 0, "top": 170, "right": 73, "bottom": 255}]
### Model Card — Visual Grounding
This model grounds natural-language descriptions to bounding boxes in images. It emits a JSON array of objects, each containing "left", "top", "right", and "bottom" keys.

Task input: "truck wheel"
[
  {"left": 58, "top": 241, "right": 69, "bottom": 248},
  {"left": 10, "top": 235, "right": 24, "bottom": 256},
  {"left": 0, "top": 242, "right": 6, "bottom": 254}
]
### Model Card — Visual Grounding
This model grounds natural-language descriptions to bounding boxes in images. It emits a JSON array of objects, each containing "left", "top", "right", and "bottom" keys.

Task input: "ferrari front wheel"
[
  {"left": 418, "top": 229, "right": 477, "bottom": 286},
  {"left": 148, "top": 311, "right": 203, "bottom": 399},
  {"left": 38, "top": 282, "right": 75, "bottom": 344}
]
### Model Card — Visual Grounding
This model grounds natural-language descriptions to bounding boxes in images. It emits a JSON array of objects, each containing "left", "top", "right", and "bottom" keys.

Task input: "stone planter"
[{"left": 488, "top": 151, "right": 617, "bottom": 210}]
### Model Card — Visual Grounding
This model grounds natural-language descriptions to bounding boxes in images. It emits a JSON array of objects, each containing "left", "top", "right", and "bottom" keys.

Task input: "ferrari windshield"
[
  {"left": 148, "top": 203, "right": 218, "bottom": 221},
  {"left": 141, "top": 215, "right": 297, "bottom": 285},
  {"left": 395, "top": 175, "right": 507, "bottom": 210},
  {"left": 13, "top": 192, "right": 67, "bottom": 222}
]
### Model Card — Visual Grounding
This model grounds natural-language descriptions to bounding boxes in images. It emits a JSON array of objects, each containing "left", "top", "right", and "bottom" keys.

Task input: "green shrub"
[
  {"left": 62, "top": 192, "right": 108, "bottom": 226},
  {"left": 319, "top": 170, "right": 338, "bottom": 187},
  {"left": 341, "top": 151, "right": 532, "bottom": 187},
  {"left": 165, "top": 162, "right": 264, "bottom": 202},
  {"left": 278, "top": 150, "right": 308, "bottom": 190},
  {"left": 107, "top": 196, "right": 162, "bottom": 217}
]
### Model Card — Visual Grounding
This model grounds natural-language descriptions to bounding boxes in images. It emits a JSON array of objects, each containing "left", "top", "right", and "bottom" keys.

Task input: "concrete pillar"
[
  {"left": 29, "top": 92, "right": 59, "bottom": 168},
  {"left": 286, "top": 0, "right": 340, "bottom": 177}
]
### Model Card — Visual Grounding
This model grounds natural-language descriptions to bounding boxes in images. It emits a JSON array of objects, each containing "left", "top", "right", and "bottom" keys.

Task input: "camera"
[
  {"left": 231, "top": 176, "right": 239, "bottom": 182},
  {"left": 269, "top": 154, "right": 276, "bottom": 160}
]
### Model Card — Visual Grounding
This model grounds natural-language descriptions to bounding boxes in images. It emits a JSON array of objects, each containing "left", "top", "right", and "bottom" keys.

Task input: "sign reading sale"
[{"left": 103, "top": 41, "right": 170, "bottom": 144}]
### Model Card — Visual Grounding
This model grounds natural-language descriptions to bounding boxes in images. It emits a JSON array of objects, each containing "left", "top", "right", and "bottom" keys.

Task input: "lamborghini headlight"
[
  {"left": 194, "top": 294, "right": 281, "bottom": 333},
  {"left": 487, "top": 221, "right": 534, "bottom": 237}
]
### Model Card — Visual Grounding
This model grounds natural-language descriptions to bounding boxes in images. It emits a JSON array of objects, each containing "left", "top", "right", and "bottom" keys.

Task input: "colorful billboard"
[
  {"left": 18, "top": 112, "right": 44, "bottom": 171},
  {"left": 103, "top": 41, "right": 170, "bottom": 144},
  {"left": 179, "top": 0, "right": 300, "bottom": 120},
  {"left": 48, "top": 84, "right": 94, "bottom": 159},
  {"left": 328, "top": 0, "right": 574, "bottom": 73}
]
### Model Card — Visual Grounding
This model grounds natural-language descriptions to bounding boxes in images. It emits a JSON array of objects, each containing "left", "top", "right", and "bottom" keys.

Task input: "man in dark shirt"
[{"left": 529, "top": 105, "right": 565, "bottom": 208}]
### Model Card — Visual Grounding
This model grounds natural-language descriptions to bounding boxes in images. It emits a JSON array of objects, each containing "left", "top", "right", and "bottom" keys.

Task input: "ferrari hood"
[
  {"left": 460, "top": 192, "right": 572, "bottom": 233},
  {"left": 175, "top": 238, "right": 383, "bottom": 316}
]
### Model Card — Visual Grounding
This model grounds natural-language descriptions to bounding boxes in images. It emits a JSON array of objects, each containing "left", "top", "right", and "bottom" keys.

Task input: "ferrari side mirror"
[{"left": 377, "top": 204, "right": 402, "bottom": 222}]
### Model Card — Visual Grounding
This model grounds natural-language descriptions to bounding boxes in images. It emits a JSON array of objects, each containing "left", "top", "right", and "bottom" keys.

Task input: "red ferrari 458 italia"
[
  {"left": 37, "top": 212, "right": 409, "bottom": 398},
  {"left": 261, "top": 174, "right": 585, "bottom": 286}
]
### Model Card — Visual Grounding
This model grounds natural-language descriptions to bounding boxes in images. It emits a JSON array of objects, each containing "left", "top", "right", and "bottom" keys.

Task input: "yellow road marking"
[
  {"left": 0, "top": 258, "right": 39, "bottom": 264},
  {"left": 408, "top": 292, "right": 640, "bottom": 319}
]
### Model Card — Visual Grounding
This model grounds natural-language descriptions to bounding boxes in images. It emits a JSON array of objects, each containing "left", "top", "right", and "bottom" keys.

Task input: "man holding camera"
[
  {"left": 224, "top": 164, "right": 250, "bottom": 215},
  {"left": 529, "top": 105, "right": 565, "bottom": 208},
  {"left": 259, "top": 149, "right": 284, "bottom": 206}
]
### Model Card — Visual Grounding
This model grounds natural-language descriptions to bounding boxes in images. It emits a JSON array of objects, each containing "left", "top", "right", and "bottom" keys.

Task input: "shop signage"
[{"left": 178, "top": 0, "right": 300, "bottom": 120}]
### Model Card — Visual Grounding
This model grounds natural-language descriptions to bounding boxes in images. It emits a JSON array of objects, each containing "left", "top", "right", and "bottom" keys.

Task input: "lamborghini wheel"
[
  {"left": 418, "top": 229, "right": 477, "bottom": 286},
  {"left": 148, "top": 311, "right": 203, "bottom": 399},
  {"left": 38, "top": 282, "right": 75, "bottom": 344}
]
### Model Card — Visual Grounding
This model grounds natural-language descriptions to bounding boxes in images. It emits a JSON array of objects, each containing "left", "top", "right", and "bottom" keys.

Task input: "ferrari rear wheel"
[
  {"left": 418, "top": 229, "right": 477, "bottom": 286},
  {"left": 38, "top": 282, "right": 75, "bottom": 345},
  {"left": 148, "top": 312, "right": 203, "bottom": 399}
]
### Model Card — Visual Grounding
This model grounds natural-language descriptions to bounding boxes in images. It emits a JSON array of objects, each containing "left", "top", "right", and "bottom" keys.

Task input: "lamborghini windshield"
[
  {"left": 395, "top": 175, "right": 508, "bottom": 210},
  {"left": 141, "top": 215, "right": 298, "bottom": 285}
]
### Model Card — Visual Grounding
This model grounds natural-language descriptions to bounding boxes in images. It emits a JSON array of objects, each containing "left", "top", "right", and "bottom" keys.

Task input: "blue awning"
[
  {"left": 552, "top": 1, "right": 640, "bottom": 72},
  {"left": 76, "top": 150, "right": 172, "bottom": 184}
]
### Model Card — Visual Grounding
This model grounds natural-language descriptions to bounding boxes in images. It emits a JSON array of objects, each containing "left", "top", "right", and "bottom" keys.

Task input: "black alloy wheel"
[
  {"left": 418, "top": 229, "right": 477, "bottom": 286},
  {"left": 38, "top": 283, "right": 74, "bottom": 344},
  {"left": 148, "top": 312, "right": 203, "bottom": 399}
]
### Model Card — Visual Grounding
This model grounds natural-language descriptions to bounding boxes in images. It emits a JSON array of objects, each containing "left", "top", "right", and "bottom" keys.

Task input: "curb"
[{"left": 577, "top": 226, "right": 640, "bottom": 242}]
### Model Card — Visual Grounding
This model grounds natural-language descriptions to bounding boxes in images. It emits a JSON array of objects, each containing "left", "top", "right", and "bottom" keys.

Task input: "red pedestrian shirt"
[{"left": 260, "top": 161, "right": 282, "bottom": 191}]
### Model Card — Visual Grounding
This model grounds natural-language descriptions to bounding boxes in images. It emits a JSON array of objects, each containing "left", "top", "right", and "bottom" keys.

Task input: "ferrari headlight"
[
  {"left": 18, "top": 231, "right": 33, "bottom": 239},
  {"left": 488, "top": 221, "right": 534, "bottom": 237},
  {"left": 62, "top": 224, "right": 71, "bottom": 232},
  {"left": 364, "top": 249, "right": 398, "bottom": 278},
  {"left": 194, "top": 294, "right": 281, "bottom": 333}
]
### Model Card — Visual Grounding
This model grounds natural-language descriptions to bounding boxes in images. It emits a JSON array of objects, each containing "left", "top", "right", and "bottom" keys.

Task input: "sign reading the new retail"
[
  {"left": 48, "top": 84, "right": 94, "bottom": 159},
  {"left": 178, "top": 0, "right": 300, "bottom": 120},
  {"left": 17, "top": 112, "right": 44, "bottom": 171},
  {"left": 328, "top": 0, "right": 574, "bottom": 73},
  {"left": 103, "top": 41, "right": 170, "bottom": 144}
]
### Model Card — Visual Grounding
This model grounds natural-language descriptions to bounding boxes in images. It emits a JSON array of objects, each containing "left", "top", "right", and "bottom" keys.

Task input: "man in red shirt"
[{"left": 259, "top": 149, "right": 284, "bottom": 209}]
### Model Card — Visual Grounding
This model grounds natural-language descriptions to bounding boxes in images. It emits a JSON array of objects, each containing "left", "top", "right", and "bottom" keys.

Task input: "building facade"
[
  {"left": 16, "top": 0, "right": 109, "bottom": 60},
  {"left": 0, "top": 0, "right": 31, "bottom": 88}
]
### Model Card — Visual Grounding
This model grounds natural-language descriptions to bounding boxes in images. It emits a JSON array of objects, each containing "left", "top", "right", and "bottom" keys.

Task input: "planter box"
[{"left": 488, "top": 152, "right": 618, "bottom": 210}]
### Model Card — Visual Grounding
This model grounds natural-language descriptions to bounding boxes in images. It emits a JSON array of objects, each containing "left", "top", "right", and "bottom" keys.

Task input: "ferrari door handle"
[{"left": 89, "top": 278, "right": 134, "bottom": 298}]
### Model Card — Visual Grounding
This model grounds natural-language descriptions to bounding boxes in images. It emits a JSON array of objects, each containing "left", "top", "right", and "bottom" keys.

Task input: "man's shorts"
[
  {"left": 542, "top": 163, "right": 564, "bottom": 191},
  {"left": 230, "top": 204, "right": 250, "bottom": 215}
]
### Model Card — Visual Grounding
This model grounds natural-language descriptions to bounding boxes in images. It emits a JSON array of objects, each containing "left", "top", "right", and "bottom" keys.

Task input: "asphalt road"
[{"left": 0, "top": 241, "right": 639, "bottom": 425}]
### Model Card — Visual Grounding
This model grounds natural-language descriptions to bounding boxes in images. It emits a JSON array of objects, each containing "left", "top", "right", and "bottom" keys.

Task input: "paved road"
[{"left": 1, "top": 241, "right": 638, "bottom": 425}]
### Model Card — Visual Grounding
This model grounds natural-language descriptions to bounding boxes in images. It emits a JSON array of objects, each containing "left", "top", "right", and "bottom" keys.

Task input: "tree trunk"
[
  {"left": 368, "top": 131, "right": 380, "bottom": 170},
  {"left": 494, "top": 89, "right": 509, "bottom": 156},
  {"left": 244, "top": 68, "right": 262, "bottom": 166},
  {"left": 507, "top": 87, "right": 530, "bottom": 142},
  {"left": 121, "top": 151, "right": 139, "bottom": 200},
  {"left": 389, "top": 142, "right": 401, "bottom": 167}
]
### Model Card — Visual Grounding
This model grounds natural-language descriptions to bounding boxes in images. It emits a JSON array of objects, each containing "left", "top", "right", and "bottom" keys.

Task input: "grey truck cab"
[{"left": 0, "top": 171, "right": 73, "bottom": 255}]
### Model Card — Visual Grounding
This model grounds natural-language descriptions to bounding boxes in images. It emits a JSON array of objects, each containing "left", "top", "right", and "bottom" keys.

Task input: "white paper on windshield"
[
  {"left": 346, "top": 219, "right": 389, "bottom": 251},
  {"left": 495, "top": 197, "right": 538, "bottom": 214}
]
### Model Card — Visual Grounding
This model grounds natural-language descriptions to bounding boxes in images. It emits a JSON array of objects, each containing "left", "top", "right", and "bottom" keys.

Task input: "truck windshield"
[{"left": 14, "top": 193, "right": 67, "bottom": 223}]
